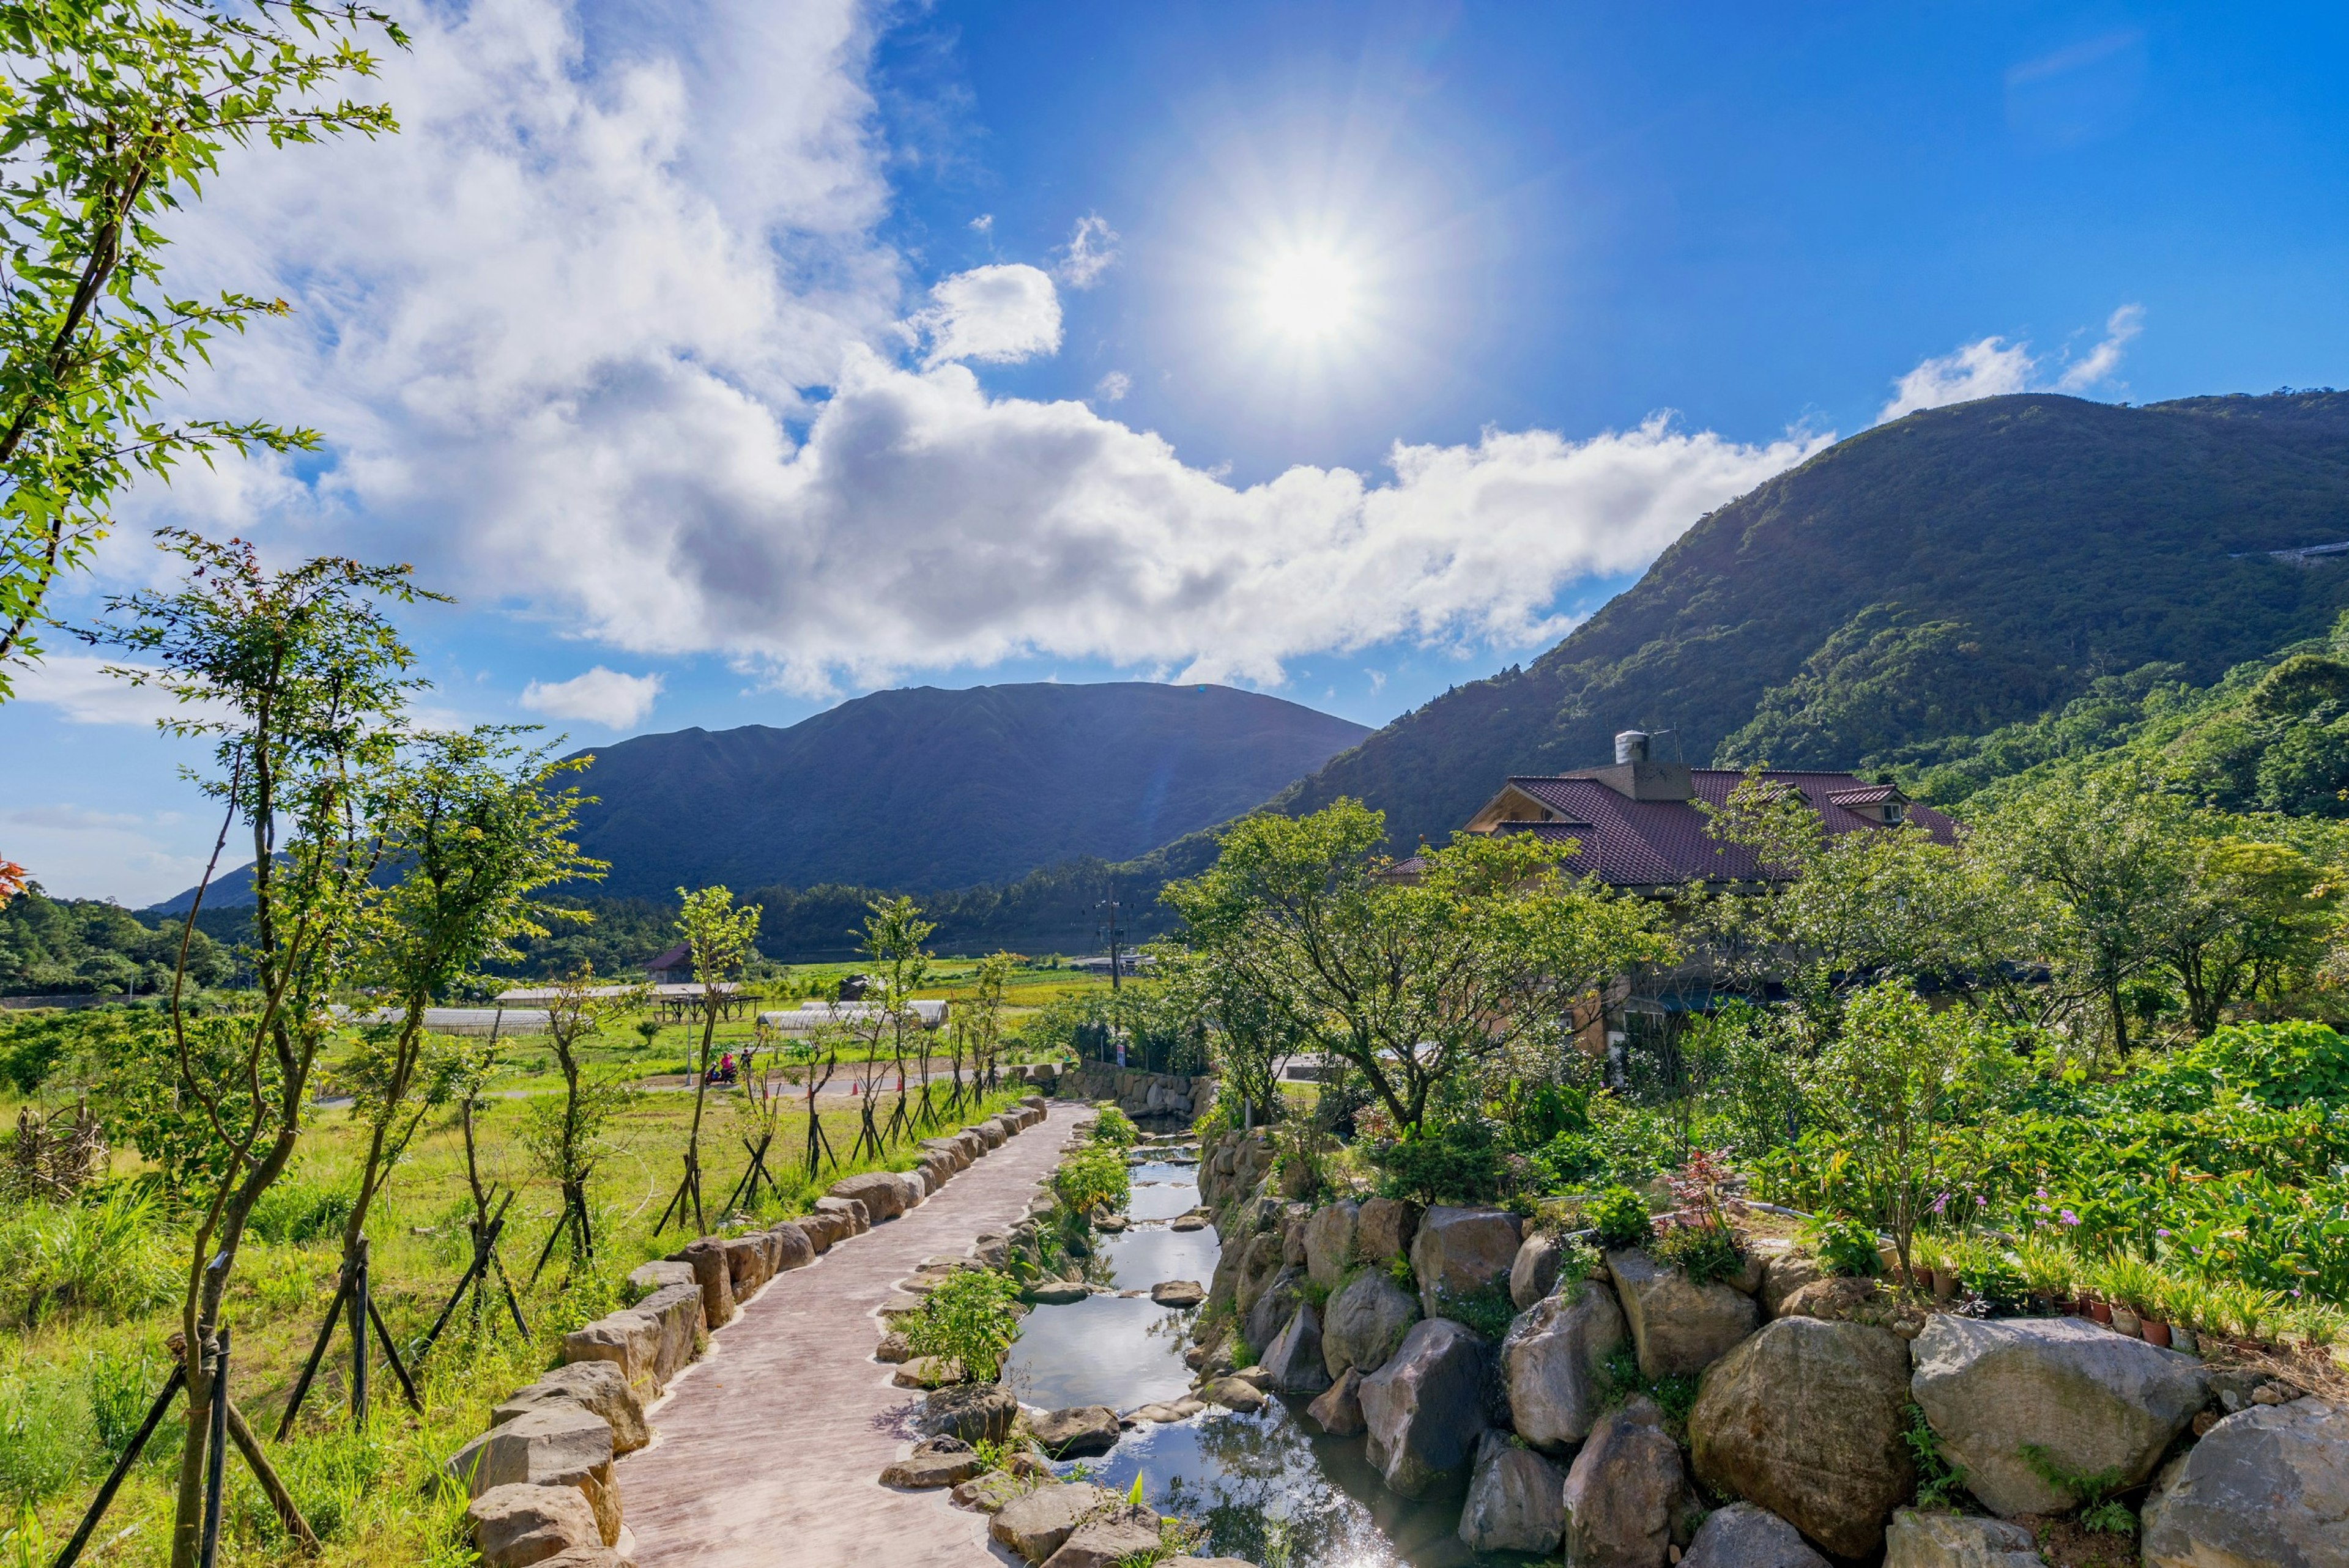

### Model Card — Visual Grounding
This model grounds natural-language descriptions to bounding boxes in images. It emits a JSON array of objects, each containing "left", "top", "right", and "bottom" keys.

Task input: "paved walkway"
[{"left": 617, "top": 1107, "right": 1080, "bottom": 1567}]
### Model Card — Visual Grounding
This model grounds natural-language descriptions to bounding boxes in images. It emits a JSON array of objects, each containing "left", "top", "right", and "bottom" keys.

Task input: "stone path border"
[{"left": 617, "top": 1105, "right": 1082, "bottom": 1567}]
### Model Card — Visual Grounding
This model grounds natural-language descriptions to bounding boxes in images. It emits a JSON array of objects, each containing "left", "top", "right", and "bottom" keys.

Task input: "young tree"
[
  {"left": 662, "top": 885, "right": 759, "bottom": 1233},
  {"left": 93, "top": 534, "right": 429, "bottom": 1568},
  {"left": 523, "top": 967, "right": 638, "bottom": 1281},
  {"left": 1695, "top": 767, "right": 2045, "bottom": 1034},
  {"left": 1160, "top": 944, "right": 1299, "bottom": 1127},
  {"left": 0, "top": 2, "right": 403, "bottom": 692},
  {"left": 942, "top": 954, "right": 1011, "bottom": 1116},
  {"left": 340, "top": 728, "right": 599, "bottom": 1284},
  {"left": 2162, "top": 834, "right": 2339, "bottom": 1034},
  {"left": 1804, "top": 983, "right": 2011, "bottom": 1281},
  {"left": 869, "top": 897, "right": 934, "bottom": 1141},
  {"left": 1164, "top": 799, "right": 1673, "bottom": 1137},
  {"left": 1975, "top": 763, "right": 2194, "bottom": 1056}
]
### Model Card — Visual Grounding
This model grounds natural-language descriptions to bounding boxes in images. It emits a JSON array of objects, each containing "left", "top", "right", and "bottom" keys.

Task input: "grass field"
[{"left": 0, "top": 1022, "right": 1048, "bottom": 1567}]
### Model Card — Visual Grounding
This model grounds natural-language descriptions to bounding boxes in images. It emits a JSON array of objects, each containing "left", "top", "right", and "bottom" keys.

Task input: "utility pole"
[{"left": 1094, "top": 893, "right": 1124, "bottom": 991}]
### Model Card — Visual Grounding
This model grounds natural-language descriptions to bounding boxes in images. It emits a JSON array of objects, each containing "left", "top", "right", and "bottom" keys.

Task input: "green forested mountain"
[
  {"left": 0, "top": 885, "right": 233, "bottom": 995},
  {"left": 1265, "top": 391, "right": 2349, "bottom": 851}
]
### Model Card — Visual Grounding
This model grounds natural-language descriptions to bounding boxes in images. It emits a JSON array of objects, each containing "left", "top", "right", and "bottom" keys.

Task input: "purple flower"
[
  {"left": 1976, "top": 1196, "right": 1987, "bottom": 1208},
  {"left": 2035, "top": 1187, "right": 2049, "bottom": 1199},
  {"left": 2060, "top": 1210, "right": 2080, "bottom": 1226},
  {"left": 1931, "top": 1192, "right": 1950, "bottom": 1215},
  {"left": 2156, "top": 1228, "right": 2172, "bottom": 1239}
]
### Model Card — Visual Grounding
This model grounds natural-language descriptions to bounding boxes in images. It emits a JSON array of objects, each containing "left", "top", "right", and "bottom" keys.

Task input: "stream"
[{"left": 1000, "top": 1141, "right": 1508, "bottom": 1568}]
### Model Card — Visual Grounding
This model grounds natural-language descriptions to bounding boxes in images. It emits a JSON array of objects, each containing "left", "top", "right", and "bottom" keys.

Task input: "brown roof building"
[{"left": 1442, "top": 731, "right": 1956, "bottom": 892}]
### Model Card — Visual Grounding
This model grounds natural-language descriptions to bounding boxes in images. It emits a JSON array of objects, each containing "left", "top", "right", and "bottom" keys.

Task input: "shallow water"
[{"left": 1006, "top": 1141, "right": 1511, "bottom": 1568}]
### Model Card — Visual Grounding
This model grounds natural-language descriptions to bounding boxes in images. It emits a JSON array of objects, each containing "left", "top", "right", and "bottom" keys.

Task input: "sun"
[{"left": 1258, "top": 245, "right": 1362, "bottom": 341}]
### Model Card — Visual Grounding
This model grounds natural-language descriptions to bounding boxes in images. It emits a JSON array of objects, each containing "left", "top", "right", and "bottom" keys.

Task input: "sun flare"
[{"left": 1258, "top": 246, "right": 1362, "bottom": 341}]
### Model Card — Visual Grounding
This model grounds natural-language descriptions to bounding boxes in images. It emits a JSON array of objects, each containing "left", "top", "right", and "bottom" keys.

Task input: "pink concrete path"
[{"left": 617, "top": 1107, "right": 1080, "bottom": 1567}]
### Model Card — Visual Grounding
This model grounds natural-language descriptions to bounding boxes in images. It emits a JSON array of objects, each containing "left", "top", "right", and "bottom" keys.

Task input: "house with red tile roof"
[{"left": 1430, "top": 731, "right": 1962, "bottom": 1059}]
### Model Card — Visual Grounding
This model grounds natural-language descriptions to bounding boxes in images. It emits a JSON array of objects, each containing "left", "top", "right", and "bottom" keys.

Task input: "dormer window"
[
  {"left": 1825, "top": 782, "right": 1910, "bottom": 826},
  {"left": 1884, "top": 799, "right": 1905, "bottom": 826}
]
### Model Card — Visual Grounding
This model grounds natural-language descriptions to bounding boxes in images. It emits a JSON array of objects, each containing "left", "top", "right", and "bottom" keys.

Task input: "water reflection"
[{"left": 1005, "top": 1144, "right": 1510, "bottom": 1567}]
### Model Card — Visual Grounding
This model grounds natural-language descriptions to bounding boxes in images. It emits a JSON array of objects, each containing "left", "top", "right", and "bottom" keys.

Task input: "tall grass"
[{"left": 0, "top": 1188, "right": 174, "bottom": 1326}]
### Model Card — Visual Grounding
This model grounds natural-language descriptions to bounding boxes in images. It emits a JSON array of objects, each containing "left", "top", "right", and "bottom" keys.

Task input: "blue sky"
[{"left": 7, "top": 0, "right": 2349, "bottom": 903}]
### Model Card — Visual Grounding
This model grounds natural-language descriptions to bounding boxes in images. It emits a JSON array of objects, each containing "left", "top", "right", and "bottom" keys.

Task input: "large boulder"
[
  {"left": 1031, "top": 1405, "right": 1122, "bottom": 1458},
  {"left": 1908, "top": 1315, "right": 2208, "bottom": 1517},
  {"left": 468, "top": 1481, "right": 603, "bottom": 1567},
  {"left": 1881, "top": 1511, "right": 2047, "bottom": 1568},
  {"left": 1356, "top": 1197, "right": 1421, "bottom": 1265},
  {"left": 1281, "top": 1202, "right": 1312, "bottom": 1266},
  {"left": 622, "top": 1259, "right": 694, "bottom": 1302},
  {"left": 814, "top": 1194, "right": 870, "bottom": 1233},
  {"left": 1231, "top": 1233, "right": 1290, "bottom": 1322},
  {"left": 881, "top": 1435, "right": 985, "bottom": 1488},
  {"left": 1410, "top": 1205, "right": 1523, "bottom": 1318},
  {"left": 990, "top": 1482, "right": 1115, "bottom": 1564},
  {"left": 1304, "top": 1201, "right": 1360, "bottom": 1291},
  {"left": 1682, "top": 1503, "right": 1830, "bottom": 1568},
  {"left": 2140, "top": 1397, "right": 2349, "bottom": 1568},
  {"left": 558, "top": 1312, "right": 660, "bottom": 1397},
  {"left": 1322, "top": 1269, "right": 1422, "bottom": 1378},
  {"left": 1510, "top": 1232, "right": 1565, "bottom": 1310},
  {"left": 1245, "top": 1264, "right": 1311, "bottom": 1352},
  {"left": 721, "top": 1235, "right": 771, "bottom": 1297},
  {"left": 1688, "top": 1317, "right": 1914, "bottom": 1558},
  {"left": 1041, "top": 1505, "right": 1165, "bottom": 1568},
  {"left": 919, "top": 1382, "right": 1019, "bottom": 1445},
  {"left": 674, "top": 1238, "right": 737, "bottom": 1328},
  {"left": 1359, "top": 1317, "right": 1494, "bottom": 1498},
  {"left": 1608, "top": 1248, "right": 1760, "bottom": 1380},
  {"left": 829, "top": 1170, "right": 910, "bottom": 1221},
  {"left": 1263, "top": 1303, "right": 1332, "bottom": 1394},
  {"left": 1503, "top": 1279, "right": 1629, "bottom": 1454},
  {"left": 1561, "top": 1396, "right": 1694, "bottom": 1568},
  {"left": 444, "top": 1404, "right": 620, "bottom": 1547},
  {"left": 1307, "top": 1367, "right": 1367, "bottom": 1435},
  {"left": 629, "top": 1283, "right": 705, "bottom": 1387},
  {"left": 1758, "top": 1252, "right": 1825, "bottom": 1318},
  {"left": 768, "top": 1221, "right": 815, "bottom": 1271},
  {"left": 491, "top": 1362, "right": 649, "bottom": 1455},
  {"left": 1458, "top": 1429, "right": 1567, "bottom": 1555}
]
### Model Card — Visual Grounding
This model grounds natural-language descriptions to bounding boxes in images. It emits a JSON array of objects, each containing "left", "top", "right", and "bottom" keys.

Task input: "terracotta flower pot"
[
  {"left": 2088, "top": 1298, "right": 2113, "bottom": 1324},
  {"left": 2113, "top": 1306, "right": 2142, "bottom": 1337},
  {"left": 1932, "top": 1267, "right": 1958, "bottom": 1301},
  {"left": 2140, "top": 1317, "right": 2172, "bottom": 1348}
]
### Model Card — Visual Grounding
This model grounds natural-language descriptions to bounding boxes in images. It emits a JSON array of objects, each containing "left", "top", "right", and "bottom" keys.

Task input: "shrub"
[
  {"left": 1434, "top": 1282, "right": 1515, "bottom": 1339},
  {"left": 905, "top": 1268, "right": 1025, "bottom": 1382},
  {"left": 1088, "top": 1104, "right": 1139, "bottom": 1150},
  {"left": 247, "top": 1175, "right": 358, "bottom": 1246},
  {"left": 1903, "top": 1403, "right": 1964, "bottom": 1509},
  {"left": 1551, "top": 1235, "right": 1604, "bottom": 1295},
  {"left": 1587, "top": 1185, "right": 1653, "bottom": 1251},
  {"left": 0, "top": 1187, "right": 173, "bottom": 1325},
  {"left": 1053, "top": 1144, "right": 1130, "bottom": 1217},
  {"left": 1652, "top": 1219, "right": 1746, "bottom": 1287},
  {"left": 1371, "top": 1119, "right": 1504, "bottom": 1207},
  {"left": 1805, "top": 1213, "right": 1883, "bottom": 1279}
]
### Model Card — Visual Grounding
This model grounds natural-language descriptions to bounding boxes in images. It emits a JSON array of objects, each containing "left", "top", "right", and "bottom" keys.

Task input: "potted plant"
[
  {"left": 1911, "top": 1233, "right": 1956, "bottom": 1301},
  {"left": 2102, "top": 1256, "right": 2162, "bottom": 1342},
  {"left": 2010, "top": 1235, "right": 2074, "bottom": 1317}
]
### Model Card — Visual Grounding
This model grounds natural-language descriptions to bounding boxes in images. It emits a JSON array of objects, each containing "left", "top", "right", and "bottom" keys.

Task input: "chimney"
[{"left": 1578, "top": 727, "right": 1691, "bottom": 801}]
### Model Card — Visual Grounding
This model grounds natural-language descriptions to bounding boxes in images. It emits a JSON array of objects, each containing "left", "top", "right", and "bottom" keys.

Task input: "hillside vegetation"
[{"left": 1266, "top": 391, "right": 2349, "bottom": 852}]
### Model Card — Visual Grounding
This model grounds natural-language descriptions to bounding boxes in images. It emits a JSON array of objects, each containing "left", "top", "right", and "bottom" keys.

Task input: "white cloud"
[
  {"left": 1880, "top": 304, "right": 2144, "bottom": 420},
  {"left": 1094, "top": 369, "right": 1131, "bottom": 402},
  {"left": 519, "top": 667, "right": 664, "bottom": 729},
  {"left": 10, "top": 655, "right": 201, "bottom": 727},
  {"left": 910, "top": 264, "right": 1063, "bottom": 366},
  {"left": 7, "top": 804, "right": 147, "bottom": 831},
  {"left": 2055, "top": 303, "right": 2145, "bottom": 391},
  {"left": 117, "top": 0, "right": 1823, "bottom": 703},
  {"left": 1058, "top": 213, "right": 1118, "bottom": 288},
  {"left": 968, "top": 213, "right": 993, "bottom": 232}
]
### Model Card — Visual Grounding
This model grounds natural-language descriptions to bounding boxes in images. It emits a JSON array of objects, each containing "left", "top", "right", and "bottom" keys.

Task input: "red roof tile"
[{"left": 1490, "top": 770, "right": 1956, "bottom": 889}]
